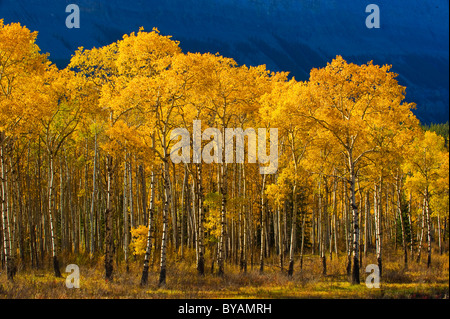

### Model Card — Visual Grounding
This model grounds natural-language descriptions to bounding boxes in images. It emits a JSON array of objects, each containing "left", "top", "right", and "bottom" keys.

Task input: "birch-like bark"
[
  {"left": 349, "top": 154, "right": 360, "bottom": 285},
  {"left": 123, "top": 153, "right": 129, "bottom": 272},
  {"left": 312, "top": 196, "right": 316, "bottom": 256},
  {"left": 26, "top": 143, "right": 38, "bottom": 268},
  {"left": 364, "top": 191, "right": 369, "bottom": 259},
  {"left": 277, "top": 204, "right": 283, "bottom": 270},
  {"left": 437, "top": 213, "right": 442, "bottom": 255},
  {"left": 140, "top": 165, "right": 147, "bottom": 230},
  {"left": 47, "top": 154, "right": 61, "bottom": 277},
  {"left": 129, "top": 159, "right": 134, "bottom": 229},
  {"left": 60, "top": 156, "right": 65, "bottom": 252},
  {"left": 395, "top": 175, "right": 408, "bottom": 268},
  {"left": 1, "top": 138, "right": 15, "bottom": 281},
  {"left": 288, "top": 170, "right": 298, "bottom": 276},
  {"left": 171, "top": 162, "right": 178, "bottom": 251},
  {"left": 374, "top": 182, "right": 382, "bottom": 277},
  {"left": 218, "top": 162, "right": 227, "bottom": 277},
  {"left": 197, "top": 163, "right": 205, "bottom": 275},
  {"left": 159, "top": 159, "right": 171, "bottom": 287},
  {"left": 320, "top": 178, "right": 327, "bottom": 276},
  {"left": 260, "top": 174, "right": 267, "bottom": 273},
  {"left": 140, "top": 171, "right": 155, "bottom": 286},
  {"left": 408, "top": 192, "right": 414, "bottom": 260},
  {"left": 344, "top": 179, "right": 352, "bottom": 278},
  {"left": 333, "top": 174, "right": 338, "bottom": 256},
  {"left": 104, "top": 154, "right": 114, "bottom": 280},
  {"left": 417, "top": 197, "right": 425, "bottom": 263},
  {"left": 425, "top": 190, "right": 432, "bottom": 268},
  {"left": 90, "top": 132, "right": 97, "bottom": 257},
  {"left": 241, "top": 164, "right": 248, "bottom": 273},
  {"left": 299, "top": 201, "right": 306, "bottom": 271},
  {"left": 180, "top": 165, "right": 187, "bottom": 258}
]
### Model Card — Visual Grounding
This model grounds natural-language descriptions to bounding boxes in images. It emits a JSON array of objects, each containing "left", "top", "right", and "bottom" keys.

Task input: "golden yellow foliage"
[{"left": 130, "top": 225, "right": 149, "bottom": 257}]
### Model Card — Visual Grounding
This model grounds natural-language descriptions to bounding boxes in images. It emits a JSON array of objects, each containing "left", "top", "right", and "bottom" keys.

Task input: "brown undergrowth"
[{"left": 0, "top": 249, "right": 448, "bottom": 299}]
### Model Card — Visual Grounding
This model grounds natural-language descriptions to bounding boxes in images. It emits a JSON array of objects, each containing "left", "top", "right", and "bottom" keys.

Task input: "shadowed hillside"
[{"left": 0, "top": 0, "right": 448, "bottom": 123}]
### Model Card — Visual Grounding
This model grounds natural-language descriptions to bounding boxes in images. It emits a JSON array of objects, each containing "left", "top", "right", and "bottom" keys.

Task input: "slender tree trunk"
[
  {"left": 288, "top": 181, "right": 297, "bottom": 277},
  {"left": 129, "top": 159, "right": 134, "bottom": 230},
  {"left": 171, "top": 162, "right": 177, "bottom": 251},
  {"left": 250, "top": 193, "right": 254, "bottom": 270},
  {"left": 408, "top": 192, "right": 414, "bottom": 260},
  {"left": 140, "top": 171, "right": 154, "bottom": 286},
  {"left": 417, "top": 198, "right": 425, "bottom": 263},
  {"left": 26, "top": 143, "right": 38, "bottom": 269},
  {"left": 349, "top": 156, "right": 360, "bottom": 285},
  {"left": 278, "top": 203, "right": 283, "bottom": 271},
  {"left": 374, "top": 182, "right": 383, "bottom": 277},
  {"left": 319, "top": 178, "right": 327, "bottom": 276},
  {"left": 8, "top": 157, "right": 17, "bottom": 272},
  {"left": 180, "top": 165, "right": 188, "bottom": 258},
  {"left": 197, "top": 163, "right": 205, "bottom": 275},
  {"left": 364, "top": 191, "right": 369, "bottom": 259},
  {"left": 123, "top": 153, "right": 129, "bottom": 272},
  {"left": 299, "top": 201, "right": 306, "bottom": 271},
  {"left": 104, "top": 155, "right": 114, "bottom": 281},
  {"left": 344, "top": 179, "right": 352, "bottom": 278},
  {"left": 425, "top": 190, "right": 432, "bottom": 268},
  {"left": 396, "top": 177, "right": 408, "bottom": 268},
  {"left": 238, "top": 165, "right": 244, "bottom": 272},
  {"left": 1, "top": 139, "right": 15, "bottom": 281},
  {"left": 140, "top": 165, "right": 147, "bottom": 226},
  {"left": 443, "top": 218, "right": 447, "bottom": 245},
  {"left": 159, "top": 159, "right": 171, "bottom": 287},
  {"left": 218, "top": 162, "right": 227, "bottom": 277},
  {"left": 312, "top": 197, "right": 316, "bottom": 256},
  {"left": 60, "top": 155, "right": 65, "bottom": 252},
  {"left": 241, "top": 164, "right": 248, "bottom": 273},
  {"left": 48, "top": 154, "right": 61, "bottom": 278},
  {"left": 333, "top": 175, "right": 338, "bottom": 257},
  {"left": 192, "top": 177, "right": 198, "bottom": 265},
  {"left": 90, "top": 133, "right": 97, "bottom": 257},
  {"left": 16, "top": 163, "right": 25, "bottom": 263},
  {"left": 323, "top": 179, "right": 329, "bottom": 275},
  {"left": 437, "top": 213, "right": 442, "bottom": 255},
  {"left": 260, "top": 174, "right": 266, "bottom": 274}
]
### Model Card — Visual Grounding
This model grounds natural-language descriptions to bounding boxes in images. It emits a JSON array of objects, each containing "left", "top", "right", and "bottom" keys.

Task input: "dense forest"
[
  {"left": 423, "top": 122, "right": 449, "bottom": 149},
  {"left": 0, "top": 20, "right": 448, "bottom": 292}
]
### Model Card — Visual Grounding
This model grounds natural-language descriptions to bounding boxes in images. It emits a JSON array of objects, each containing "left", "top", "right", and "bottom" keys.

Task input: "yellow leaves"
[
  {"left": 203, "top": 192, "right": 225, "bottom": 241},
  {"left": 77, "top": 188, "right": 86, "bottom": 198},
  {"left": 0, "top": 20, "right": 50, "bottom": 134},
  {"left": 130, "top": 225, "right": 149, "bottom": 257},
  {"left": 103, "top": 119, "right": 145, "bottom": 155},
  {"left": 260, "top": 78, "right": 304, "bottom": 128},
  {"left": 265, "top": 183, "right": 287, "bottom": 205},
  {"left": 68, "top": 29, "right": 185, "bottom": 164},
  {"left": 305, "top": 56, "right": 421, "bottom": 183},
  {"left": 308, "top": 56, "right": 414, "bottom": 138},
  {"left": 403, "top": 130, "right": 448, "bottom": 204},
  {"left": 69, "top": 42, "right": 119, "bottom": 81},
  {"left": 2, "top": 19, "right": 447, "bottom": 224},
  {"left": 117, "top": 27, "right": 181, "bottom": 78},
  {"left": 265, "top": 162, "right": 309, "bottom": 204},
  {"left": 0, "top": 19, "right": 43, "bottom": 68}
]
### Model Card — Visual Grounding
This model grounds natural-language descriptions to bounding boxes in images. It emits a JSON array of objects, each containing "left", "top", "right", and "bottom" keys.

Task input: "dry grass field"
[{"left": 1, "top": 248, "right": 448, "bottom": 299}]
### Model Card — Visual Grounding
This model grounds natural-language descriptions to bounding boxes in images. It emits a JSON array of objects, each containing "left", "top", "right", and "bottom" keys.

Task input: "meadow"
[{"left": 1, "top": 248, "right": 448, "bottom": 299}]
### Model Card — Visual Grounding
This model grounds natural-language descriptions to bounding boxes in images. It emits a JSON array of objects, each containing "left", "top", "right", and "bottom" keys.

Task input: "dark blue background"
[{"left": 1, "top": 0, "right": 448, "bottom": 124}]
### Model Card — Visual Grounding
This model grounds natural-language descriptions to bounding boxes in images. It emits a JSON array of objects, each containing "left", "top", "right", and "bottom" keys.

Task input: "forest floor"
[{"left": 0, "top": 249, "right": 448, "bottom": 299}]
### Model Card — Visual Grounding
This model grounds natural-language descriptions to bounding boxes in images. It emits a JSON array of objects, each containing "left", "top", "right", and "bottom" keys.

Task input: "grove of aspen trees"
[{"left": 0, "top": 20, "right": 448, "bottom": 289}]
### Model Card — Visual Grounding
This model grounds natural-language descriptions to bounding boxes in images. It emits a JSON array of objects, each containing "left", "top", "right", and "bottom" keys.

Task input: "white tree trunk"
[
  {"left": 1, "top": 139, "right": 14, "bottom": 280},
  {"left": 140, "top": 171, "right": 154, "bottom": 286}
]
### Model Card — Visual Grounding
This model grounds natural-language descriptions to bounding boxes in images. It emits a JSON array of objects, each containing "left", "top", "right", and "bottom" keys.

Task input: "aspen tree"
[{"left": 306, "top": 56, "right": 417, "bottom": 284}]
